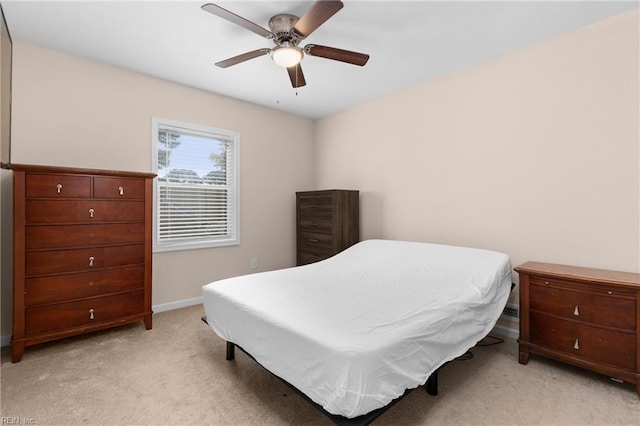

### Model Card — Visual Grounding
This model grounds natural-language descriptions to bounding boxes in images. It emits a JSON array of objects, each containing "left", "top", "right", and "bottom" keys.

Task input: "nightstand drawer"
[
  {"left": 530, "top": 312, "right": 636, "bottom": 370},
  {"left": 530, "top": 281, "right": 636, "bottom": 330}
]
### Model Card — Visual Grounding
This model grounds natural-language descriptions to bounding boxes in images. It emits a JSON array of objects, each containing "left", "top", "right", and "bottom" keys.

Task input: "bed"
[{"left": 202, "top": 239, "right": 512, "bottom": 421}]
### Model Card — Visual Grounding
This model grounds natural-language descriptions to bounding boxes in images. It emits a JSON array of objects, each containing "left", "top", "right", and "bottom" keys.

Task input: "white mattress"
[{"left": 202, "top": 239, "right": 512, "bottom": 418}]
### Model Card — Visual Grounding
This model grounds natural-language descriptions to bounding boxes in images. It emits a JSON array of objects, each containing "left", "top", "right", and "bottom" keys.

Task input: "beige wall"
[
  {"left": 314, "top": 9, "right": 640, "bottom": 316},
  {"left": 1, "top": 43, "right": 314, "bottom": 339},
  {"left": 2, "top": 9, "right": 638, "bottom": 341}
]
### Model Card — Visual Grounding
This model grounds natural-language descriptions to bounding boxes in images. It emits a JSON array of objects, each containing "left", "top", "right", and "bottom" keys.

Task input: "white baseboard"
[
  {"left": 0, "top": 297, "right": 205, "bottom": 348},
  {"left": 152, "top": 296, "right": 203, "bottom": 313},
  {"left": 491, "top": 323, "right": 519, "bottom": 340}
]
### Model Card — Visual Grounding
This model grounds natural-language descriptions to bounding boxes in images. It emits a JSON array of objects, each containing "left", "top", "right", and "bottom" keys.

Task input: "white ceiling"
[{"left": 2, "top": 1, "right": 637, "bottom": 119}]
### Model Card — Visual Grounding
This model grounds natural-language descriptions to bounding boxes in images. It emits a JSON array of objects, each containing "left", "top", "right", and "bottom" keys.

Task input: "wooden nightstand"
[{"left": 515, "top": 261, "right": 640, "bottom": 395}]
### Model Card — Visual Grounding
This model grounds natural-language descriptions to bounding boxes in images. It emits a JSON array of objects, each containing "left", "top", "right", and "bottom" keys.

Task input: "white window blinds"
[{"left": 152, "top": 118, "right": 239, "bottom": 251}]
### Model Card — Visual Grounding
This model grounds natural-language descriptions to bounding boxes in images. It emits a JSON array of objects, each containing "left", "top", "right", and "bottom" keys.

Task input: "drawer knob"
[
  {"left": 89, "top": 309, "right": 95, "bottom": 320},
  {"left": 56, "top": 183, "right": 62, "bottom": 194},
  {"left": 89, "top": 256, "right": 95, "bottom": 267},
  {"left": 573, "top": 339, "right": 579, "bottom": 350},
  {"left": 89, "top": 208, "right": 95, "bottom": 218},
  {"left": 573, "top": 306, "right": 580, "bottom": 316},
  {"left": 309, "top": 238, "right": 319, "bottom": 243},
  {"left": 118, "top": 186, "right": 124, "bottom": 196},
  {"left": 607, "top": 291, "right": 612, "bottom": 295}
]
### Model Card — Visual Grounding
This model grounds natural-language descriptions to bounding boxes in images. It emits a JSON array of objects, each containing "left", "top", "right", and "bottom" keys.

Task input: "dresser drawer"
[
  {"left": 26, "top": 265, "right": 145, "bottom": 305},
  {"left": 26, "top": 244, "right": 145, "bottom": 276},
  {"left": 299, "top": 250, "right": 332, "bottom": 265},
  {"left": 94, "top": 176, "right": 145, "bottom": 199},
  {"left": 26, "top": 174, "right": 91, "bottom": 198},
  {"left": 298, "top": 195, "right": 334, "bottom": 216},
  {"left": 299, "top": 231, "right": 334, "bottom": 251},
  {"left": 530, "top": 280, "right": 636, "bottom": 330},
  {"left": 26, "top": 223, "right": 145, "bottom": 249},
  {"left": 298, "top": 217, "right": 333, "bottom": 234},
  {"left": 25, "top": 290, "right": 145, "bottom": 335},
  {"left": 530, "top": 311, "right": 636, "bottom": 370},
  {"left": 26, "top": 200, "right": 144, "bottom": 224}
]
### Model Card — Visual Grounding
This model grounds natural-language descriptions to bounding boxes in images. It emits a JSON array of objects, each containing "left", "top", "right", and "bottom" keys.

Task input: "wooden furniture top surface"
[
  {"left": 515, "top": 261, "right": 640, "bottom": 288},
  {"left": 296, "top": 189, "right": 359, "bottom": 195},
  {"left": 9, "top": 163, "right": 156, "bottom": 179}
]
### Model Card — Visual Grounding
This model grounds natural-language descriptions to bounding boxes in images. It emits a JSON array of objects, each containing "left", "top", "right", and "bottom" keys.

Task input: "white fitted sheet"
[{"left": 202, "top": 239, "right": 512, "bottom": 418}]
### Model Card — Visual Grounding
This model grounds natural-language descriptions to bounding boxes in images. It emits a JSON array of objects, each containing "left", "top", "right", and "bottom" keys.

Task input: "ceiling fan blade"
[
  {"left": 305, "top": 44, "right": 369, "bottom": 66},
  {"left": 287, "top": 64, "right": 306, "bottom": 88},
  {"left": 293, "top": 0, "right": 344, "bottom": 39},
  {"left": 215, "top": 48, "right": 271, "bottom": 68},
  {"left": 202, "top": 3, "right": 273, "bottom": 39}
]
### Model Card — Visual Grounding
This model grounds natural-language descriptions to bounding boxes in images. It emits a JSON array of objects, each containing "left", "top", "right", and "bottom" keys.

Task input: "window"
[{"left": 152, "top": 117, "right": 239, "bottom": 252}]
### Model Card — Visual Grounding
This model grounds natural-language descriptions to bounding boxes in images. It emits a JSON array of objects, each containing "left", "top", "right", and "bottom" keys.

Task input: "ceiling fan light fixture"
[{"left": 271, "top": 45, "right": 303, "bottom": 68}]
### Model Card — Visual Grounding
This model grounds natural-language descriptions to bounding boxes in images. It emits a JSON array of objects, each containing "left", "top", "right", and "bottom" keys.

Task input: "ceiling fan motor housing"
[{"left": 269, "top": 14, "right": 301, "bottom": 46}]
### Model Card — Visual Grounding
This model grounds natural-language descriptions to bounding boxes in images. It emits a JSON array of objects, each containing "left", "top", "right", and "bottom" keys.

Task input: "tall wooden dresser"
[
  {"left": 296, "top": 190, "right": 359, "bottom": 266},
  {"left": 516, "top": 261, "right": 640, "bottom": 394},
  {"left": 11, "top": 164, "right": 155, "bottom": 362}
]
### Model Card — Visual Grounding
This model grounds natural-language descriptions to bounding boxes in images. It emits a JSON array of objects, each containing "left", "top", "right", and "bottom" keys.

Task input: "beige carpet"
[{"left": 1, "top": 304, "right": 638, "bottom": 425}]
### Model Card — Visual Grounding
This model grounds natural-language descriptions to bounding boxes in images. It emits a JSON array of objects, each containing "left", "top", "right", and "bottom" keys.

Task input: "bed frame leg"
[
  {"left": 226, "top": 341, "right": 235, "bottom": 360},
  {"left": 426, "top": 370, "right": 438, "bottom": 396}
]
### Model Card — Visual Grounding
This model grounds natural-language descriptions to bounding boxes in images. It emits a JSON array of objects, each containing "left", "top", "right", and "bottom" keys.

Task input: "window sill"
[{"left": 153, "top": 239, "right": 240, "bottom": 253}]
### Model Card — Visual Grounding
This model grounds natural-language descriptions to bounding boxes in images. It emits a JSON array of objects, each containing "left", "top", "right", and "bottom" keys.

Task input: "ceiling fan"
[{"left": 201, "top": 1, "right": 370, "bottom": 88}]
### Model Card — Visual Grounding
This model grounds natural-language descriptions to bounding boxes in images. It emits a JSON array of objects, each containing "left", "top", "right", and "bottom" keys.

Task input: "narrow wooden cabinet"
[
  {"left": 11, "top": 164, "right": 155, "bottom": 362},
  {"left": 516, "top": 261, "right": 640, "bottom": 394},
  {"left": 296, "top": 190, "right": 359, "bottom": 266}
]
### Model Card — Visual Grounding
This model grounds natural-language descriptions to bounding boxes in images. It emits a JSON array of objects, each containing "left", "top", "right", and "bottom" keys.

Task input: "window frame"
[{"left": 151, "top": 116, "right": 240, "bottom": 253}]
